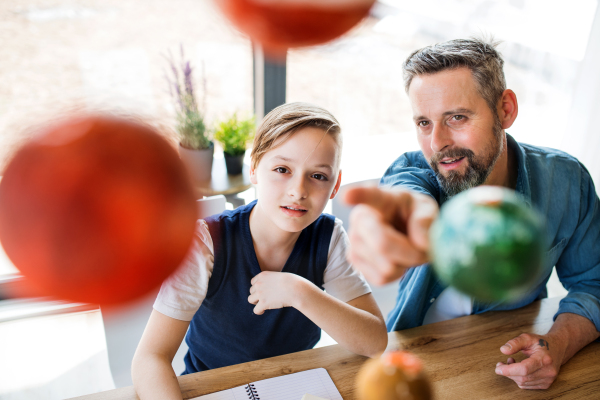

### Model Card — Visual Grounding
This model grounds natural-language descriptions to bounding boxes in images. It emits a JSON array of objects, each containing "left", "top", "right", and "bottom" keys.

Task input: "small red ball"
[
  {"left": 0, "top": 116, "right": 197, "bottom": 305},
  {"left": 215, "top": 0, "right": 376, "bottom": 55},
  {"left": 356, "top": 351, "right": 432, "bottom": 400}
]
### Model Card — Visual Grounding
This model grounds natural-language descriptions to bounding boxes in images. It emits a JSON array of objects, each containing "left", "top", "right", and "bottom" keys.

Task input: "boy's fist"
[{"left": 248, "top": 271, "right": 308, "bottom": 315}]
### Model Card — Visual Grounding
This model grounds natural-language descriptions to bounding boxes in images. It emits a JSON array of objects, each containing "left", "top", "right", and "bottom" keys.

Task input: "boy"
[{"left": 132, "top": 102, "right": 387, "bottom": 399}]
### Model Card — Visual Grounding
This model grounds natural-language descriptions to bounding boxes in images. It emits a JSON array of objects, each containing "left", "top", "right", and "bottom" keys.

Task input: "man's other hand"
[
  {"left": 343, "top": 186, "right": 438, "bottom": 285},
  {"left": 495, "top": 333, "right": 564, "bottom": 389}
]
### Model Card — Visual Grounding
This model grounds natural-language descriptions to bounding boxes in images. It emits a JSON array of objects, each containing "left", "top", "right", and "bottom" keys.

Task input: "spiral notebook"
[{"left": 189, "top": 368, "right": 343, "bottom": 400}]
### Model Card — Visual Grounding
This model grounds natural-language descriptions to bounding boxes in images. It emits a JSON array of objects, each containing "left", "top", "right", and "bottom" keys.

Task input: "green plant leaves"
[{"left": 214, "top": 114, "right": 255, "bottom": 156}]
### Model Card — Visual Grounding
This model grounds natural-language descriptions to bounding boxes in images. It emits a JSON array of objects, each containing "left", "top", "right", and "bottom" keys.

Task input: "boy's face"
[{"left": 250, "top": 127, "right": 342, "bottom": 233}]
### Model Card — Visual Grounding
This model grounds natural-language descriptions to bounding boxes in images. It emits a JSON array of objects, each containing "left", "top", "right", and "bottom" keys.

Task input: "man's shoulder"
[
  {"left": 518, "top": 142, "right": 579, "bottom": 162},
  {"left": 517, "top": 140, "right": 589, "bottom": 182},
  {"left": 515, "top": 140, "right": 596, "bottom": 226},
  {"left": 518, "top": 141, "right": 583, "bottom": 168},
  {"left": 386, "top": 150, "right": 431, "bottom": 169},
  {"left": 380, "top": 150, "right": 440, "bottom": 201}
]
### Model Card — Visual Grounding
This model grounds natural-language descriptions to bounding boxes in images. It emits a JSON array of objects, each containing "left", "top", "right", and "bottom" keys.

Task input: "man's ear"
[
  {"left": 330, "top": 170, "right": 343, "bottom": 199},
  {"left": 250, "top": 167, "right": 258, "bottom": 185},
  {"left": 498, "top": 89, "right": 518, "bottom": 130}
]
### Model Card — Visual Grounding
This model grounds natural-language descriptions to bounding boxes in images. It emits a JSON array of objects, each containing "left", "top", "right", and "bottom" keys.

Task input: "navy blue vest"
[{"left": 182, "top": 200, "right": 335, "bottom": 373}]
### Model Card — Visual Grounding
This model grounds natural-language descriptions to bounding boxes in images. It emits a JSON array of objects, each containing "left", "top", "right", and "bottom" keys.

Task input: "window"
[{"left": 287, "top": 0, "right": 598, "bottom": 183}]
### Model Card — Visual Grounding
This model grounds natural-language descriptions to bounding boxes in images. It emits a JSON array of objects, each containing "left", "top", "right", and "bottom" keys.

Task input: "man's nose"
[
  {"left": 288, "top": 175, "right": 308, "bottom": 199},
  {"left": 430, "top": 123, "right": 453, "bottom": 153}
]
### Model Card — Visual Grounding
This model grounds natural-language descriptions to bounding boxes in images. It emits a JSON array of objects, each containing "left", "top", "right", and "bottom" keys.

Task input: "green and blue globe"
[{"left": 430, "top": 186, "right": 546, "bottom": 302}]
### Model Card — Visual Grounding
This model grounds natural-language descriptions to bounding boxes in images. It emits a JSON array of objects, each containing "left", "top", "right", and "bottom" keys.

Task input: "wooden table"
[
  {"left": 71, "top": 297, "right": 600, "bottom": 399},
  {"left": 192, "top": 157, "right": 252, "bottom": 208}
]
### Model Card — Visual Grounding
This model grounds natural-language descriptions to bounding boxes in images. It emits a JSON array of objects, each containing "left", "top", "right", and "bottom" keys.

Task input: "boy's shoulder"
[
  {"left": 204, "top": 202, "right": 336, "bottom": 225},
  {"left": 303, "top": 213, "right": 337, "bottom": 240},
  {"left": 307, "top": 212, "right": 336, "bottom": 229},
  {"left": 203, "top": 204, "right": 337, "bottom": 242},
  {"left": 315, "top": 212, "right": 336, "bottom": 223},
  {"left": 203, "top": 201, "right": 255, "bottom": 225}
]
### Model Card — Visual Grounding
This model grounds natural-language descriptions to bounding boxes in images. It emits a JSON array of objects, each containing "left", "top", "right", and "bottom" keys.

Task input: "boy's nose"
[{"left": 288, "top": 176, "right": 308, "bottom": 199}]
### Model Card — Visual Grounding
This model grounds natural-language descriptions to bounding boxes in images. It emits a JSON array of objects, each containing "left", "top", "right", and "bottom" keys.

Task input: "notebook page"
[
  {"left": 252, "top": 368, "right": 343, "bottom": 400},
  {"left": 189, "top": 384, "right": 248, "bottom": 400}
]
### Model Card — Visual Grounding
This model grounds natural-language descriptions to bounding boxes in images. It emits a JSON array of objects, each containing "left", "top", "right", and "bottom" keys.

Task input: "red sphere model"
[
  {"left": 0, "top": 116, "right": 197, "bottom": 305},
  {"left": 215, "top": 0, "right": 376, "bottom": 55},
  {"left": 356, "top": 351, "right": 432, "bottom": 400}
]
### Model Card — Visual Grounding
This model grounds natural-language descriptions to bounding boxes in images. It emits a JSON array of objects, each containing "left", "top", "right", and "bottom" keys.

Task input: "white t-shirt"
[{"left": 154, "top": 218, "right": 371, "bottom": 321}]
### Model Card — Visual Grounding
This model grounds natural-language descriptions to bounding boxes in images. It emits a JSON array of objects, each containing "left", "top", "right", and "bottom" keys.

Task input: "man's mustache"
[{"left": 429, "top": 148, "right": 475, "bottom": 166}]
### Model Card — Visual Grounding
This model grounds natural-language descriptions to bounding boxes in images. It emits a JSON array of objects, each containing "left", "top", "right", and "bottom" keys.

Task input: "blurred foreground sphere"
[
  {"left": 214, "top": 0, "right": 376, "bottom": 56},
  {"left": 356, "top": 351, "right": 432, "bottom": 400},
  {"left": 0, "top": 116, "right": 197, "bottom": 305},
  {"left": 430, "top": 186, "right": 546, "bottom": 302}
]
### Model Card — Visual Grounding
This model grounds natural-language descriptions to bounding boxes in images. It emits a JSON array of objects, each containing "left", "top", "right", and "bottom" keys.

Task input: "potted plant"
[
  {"left": 214, "top": 113, "right": 255, "bottom": 175},
  {"left": 166, "top": 49, "right": 213, "bottom": 182}
]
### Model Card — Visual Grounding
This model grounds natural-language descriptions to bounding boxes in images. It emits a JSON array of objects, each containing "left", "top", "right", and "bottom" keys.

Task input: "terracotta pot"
[
  {"left": 224, "top": 153, "right": 244, "bottom": 175},
  {"left": 178, "top": 142, "right": 214, "bottom": 183}
]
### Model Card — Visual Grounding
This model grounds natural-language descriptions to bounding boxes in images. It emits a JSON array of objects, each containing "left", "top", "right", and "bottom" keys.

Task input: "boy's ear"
[
  {"left": 250, "top": 167, "right": 258, "bottom": 185},
  {"left": 330, "top": 170, "right": 342, "bottom": 199}
]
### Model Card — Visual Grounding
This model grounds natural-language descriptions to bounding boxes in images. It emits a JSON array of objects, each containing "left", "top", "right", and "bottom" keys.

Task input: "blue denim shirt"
[{"left": 381, "top": 134, "right": 600, "bottom": 332}]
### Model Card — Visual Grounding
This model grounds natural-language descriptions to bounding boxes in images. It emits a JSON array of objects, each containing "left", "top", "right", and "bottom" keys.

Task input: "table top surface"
[
  {"left": 192, "top": 157, "right": 252, "bottom": 197},
  {"left": 71, "top": 297, "right": 600, "bottom": 400}
]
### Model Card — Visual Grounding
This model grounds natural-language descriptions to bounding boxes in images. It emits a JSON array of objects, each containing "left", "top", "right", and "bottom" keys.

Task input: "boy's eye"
[
  {"left": 274, "top": 167, "right": 289, "bottom": 174},
  {"left": 312, "top": 173, "right": 328, "bottom": 181}
]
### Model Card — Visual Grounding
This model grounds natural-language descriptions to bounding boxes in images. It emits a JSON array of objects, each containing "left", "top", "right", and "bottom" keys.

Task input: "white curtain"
[{"left": 563, "top": 1, "right": 600, "bottom": 192}]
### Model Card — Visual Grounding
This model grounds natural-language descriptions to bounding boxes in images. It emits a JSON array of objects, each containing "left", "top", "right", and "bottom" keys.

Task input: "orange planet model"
[
  {"left": 356, "top": 351, "right": 432, "bottom": 400},
  {"left": 0, "top": 116, "right": 197, "bottom": 305},
  {"left": 214, "top": 0, "right": 376, "bottom": 56}
]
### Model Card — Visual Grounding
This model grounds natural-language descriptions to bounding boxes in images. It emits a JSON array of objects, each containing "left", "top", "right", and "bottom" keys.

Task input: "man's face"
[{"left": 408, "top": 67, "right": 504, "bottom": 197}]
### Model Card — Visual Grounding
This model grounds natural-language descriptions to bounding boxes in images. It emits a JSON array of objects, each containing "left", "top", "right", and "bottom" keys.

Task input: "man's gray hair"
[{"left": 402, "top": 38, "right": 506, "bottom": 113}]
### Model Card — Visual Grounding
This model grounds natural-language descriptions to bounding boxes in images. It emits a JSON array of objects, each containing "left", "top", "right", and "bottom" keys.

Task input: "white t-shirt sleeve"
[
  {"left": 153, "top": 219, "right": 214, "bottom": 321},
  {"left": 322, "top": 218, "right": 372, "bottom": 302}
]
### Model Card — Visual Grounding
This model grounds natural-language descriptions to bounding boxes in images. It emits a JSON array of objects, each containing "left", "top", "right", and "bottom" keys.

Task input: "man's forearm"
[{"left": 547, "top": 312, "right": 600, "bottom": 365}]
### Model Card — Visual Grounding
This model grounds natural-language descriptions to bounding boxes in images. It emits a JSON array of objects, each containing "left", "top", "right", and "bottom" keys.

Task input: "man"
[{"left": 345, "top": 38, "right": 600, "bottom": 390}]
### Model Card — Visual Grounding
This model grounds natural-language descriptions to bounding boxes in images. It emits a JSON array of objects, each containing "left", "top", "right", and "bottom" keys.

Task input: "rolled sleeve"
[{"left": 554, "top": 167, "right": 600, "bottom": 332}]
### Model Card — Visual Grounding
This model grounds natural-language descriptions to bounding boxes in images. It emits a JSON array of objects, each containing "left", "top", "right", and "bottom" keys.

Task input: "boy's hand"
[{"left": 248, "top": 271, "right": 309, "bottom": 315}]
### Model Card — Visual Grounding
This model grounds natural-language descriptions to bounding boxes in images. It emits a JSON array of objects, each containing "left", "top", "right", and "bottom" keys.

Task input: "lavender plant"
[{"left": 165, "top": 48, "right": 211, "bottom": 150}]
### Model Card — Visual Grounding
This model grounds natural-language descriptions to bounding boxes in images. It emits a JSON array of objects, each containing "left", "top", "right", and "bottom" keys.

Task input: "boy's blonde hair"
[{"left": 250, "top": 102, "right": 342, "bottom": 169}]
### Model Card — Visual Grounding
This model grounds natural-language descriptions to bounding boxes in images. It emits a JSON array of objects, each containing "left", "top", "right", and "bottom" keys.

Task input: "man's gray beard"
[{"left": 431, "top": 118, "right": 504, "bottom": 198}]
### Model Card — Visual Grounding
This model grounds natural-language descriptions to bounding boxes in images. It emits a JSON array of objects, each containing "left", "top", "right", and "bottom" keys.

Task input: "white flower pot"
[{"left": 178, "top": 142, "right": 214, "bottom": 183}]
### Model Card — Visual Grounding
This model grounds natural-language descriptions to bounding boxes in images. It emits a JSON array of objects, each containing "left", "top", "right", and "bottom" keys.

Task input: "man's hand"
[
  {"left": 248, "top": 271, "right": 307, "bottom": 315},
  {"left": 343, "top": 186, "right": 438, "bottom": 285},
  {"left": 495, "top": 333, "right": 565, "bottom": 389}
]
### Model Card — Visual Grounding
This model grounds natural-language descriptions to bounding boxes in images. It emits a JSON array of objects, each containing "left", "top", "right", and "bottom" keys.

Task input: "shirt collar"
[{"left": 507, "top": 133, "right": 532, "bottom": 207}]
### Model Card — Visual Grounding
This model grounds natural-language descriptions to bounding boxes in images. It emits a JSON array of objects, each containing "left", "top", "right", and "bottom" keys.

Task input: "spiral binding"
[{"left": 244, "top": 383, "right": 260, "bottom": 399}]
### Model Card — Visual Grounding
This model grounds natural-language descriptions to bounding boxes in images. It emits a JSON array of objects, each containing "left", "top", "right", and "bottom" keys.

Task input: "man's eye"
[
  {"left": 453, "top": 115, "right": 465, "bottom": 121},
  {"left": 274, "top": 167, "right": 288, "bottom": 173},
  {"left": 418, "top": 121, "right": 430, "bottom": 127},
  {"left": 312, "top": 173, "right": 328, "bottom": 181}
]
